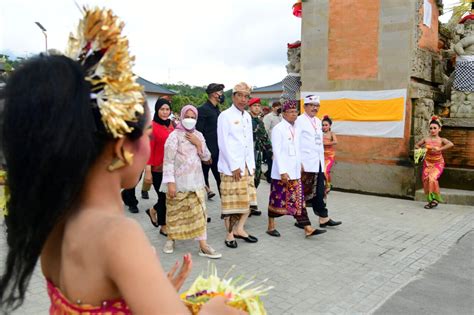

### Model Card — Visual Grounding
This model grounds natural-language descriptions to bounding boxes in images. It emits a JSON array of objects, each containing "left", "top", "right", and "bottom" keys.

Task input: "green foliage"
[
  {"left": 159, "top": 82, "right": 233, "bottom": 112},
  {"left": 0, "top": 54, "right": 26, "bottom": 83}
]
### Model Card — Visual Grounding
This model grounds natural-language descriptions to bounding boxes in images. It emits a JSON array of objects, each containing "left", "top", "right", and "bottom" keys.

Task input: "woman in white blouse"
[{"left": 160, "top": 105, "right": 222, "bottom": 259}]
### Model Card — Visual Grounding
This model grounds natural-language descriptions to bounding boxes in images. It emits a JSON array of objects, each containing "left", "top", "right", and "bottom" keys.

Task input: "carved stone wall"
[
  {"left": 413, "top": 98, "right": 435, "bottom": 143},
  {"left": 450, "top": 20, "right": 474, "bottom": 118},
  {"left": 410, "top": 0, "right": 446, "bottom": 137},
  {"left": 410, "top": 48, "right": 444, "bottom": 83}
]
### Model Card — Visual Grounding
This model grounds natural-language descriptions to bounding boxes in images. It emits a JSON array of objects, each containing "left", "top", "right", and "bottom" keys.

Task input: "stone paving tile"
[{"left": 1, "top": 179, "right": 473, "bottom": 314}]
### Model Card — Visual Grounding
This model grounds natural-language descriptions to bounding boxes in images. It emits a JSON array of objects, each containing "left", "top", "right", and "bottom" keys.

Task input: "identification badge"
[
  {"left": 289, "top": 142, "right": 296, "bottom": 156},
  {"left": 315, "top": 135, "right": 322, "bottom": 145}
]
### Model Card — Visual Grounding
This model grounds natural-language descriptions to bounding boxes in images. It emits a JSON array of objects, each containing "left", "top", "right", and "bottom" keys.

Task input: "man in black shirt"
[{"left": 196, "top": 83, "right": 225, "bottom": 199}]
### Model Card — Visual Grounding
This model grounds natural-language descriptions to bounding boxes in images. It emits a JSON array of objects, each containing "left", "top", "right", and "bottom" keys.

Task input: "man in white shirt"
[
  {"left": 266, "top": 100, "right": 326, "bottom": 238},
  {"left": 296, "top": 95, "right": 342, "bottom": 228},
  {"left": 217, "top": 82, "right": 258, "bottom": 249}
]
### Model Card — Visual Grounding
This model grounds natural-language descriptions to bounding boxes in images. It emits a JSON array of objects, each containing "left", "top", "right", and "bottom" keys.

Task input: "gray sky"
[{"left": 0, "top": 0, "right": 461, "bottom": 88}]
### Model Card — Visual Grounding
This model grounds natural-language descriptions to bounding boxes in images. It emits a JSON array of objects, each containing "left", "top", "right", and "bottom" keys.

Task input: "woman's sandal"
[
  {"left": 145, "top": 208, "right": 159, "bottom": 227},
  {"left": 424, "top": 201, "right": 439, "bottom": 209}
]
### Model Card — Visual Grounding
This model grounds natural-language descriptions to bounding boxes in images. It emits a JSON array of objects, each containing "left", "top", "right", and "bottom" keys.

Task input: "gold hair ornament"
[{"left": 66, "top": 7, "right": 144, "bottom": 138}]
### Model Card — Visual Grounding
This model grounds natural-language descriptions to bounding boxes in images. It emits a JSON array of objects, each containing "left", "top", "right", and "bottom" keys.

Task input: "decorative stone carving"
[
  {"left": 281, "top": 41, "right": 302, "bottom": 102},
  {"left": 450, "top": 20, "right": 474, "bottom": 118},
  {"left": 413, "top": 98, "right": 435, "bottom": 143},
  {"left": 410, "top": 49, "right": 444, "bottom": 85},
  {"left": 286, "top": 41, "right": 301, "bottom": 74},
  {"left": 450, "top": 90, "right": 474, "bottom": 118}
]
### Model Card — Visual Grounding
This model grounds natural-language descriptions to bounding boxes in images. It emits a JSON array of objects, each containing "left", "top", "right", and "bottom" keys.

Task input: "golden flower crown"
[{"left": 66, "top": 7, "right": 144, "bottom": 138}]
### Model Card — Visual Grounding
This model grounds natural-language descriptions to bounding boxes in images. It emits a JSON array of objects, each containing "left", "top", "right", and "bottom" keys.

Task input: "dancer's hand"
[
  {"left": 281, "top": 173, "right": 289, "bottom": 184},
  {"left": 200, "top": 296, "right": 248, "bottom": 315},
  {"left": 232, "top": 168, "right": 242, "bottom": 181},
  {"left": 167, "top": 253, "right": 192, "bottom": 291},
  {"left": 203, "top": 158, "right": 212, "bottom": 165}
]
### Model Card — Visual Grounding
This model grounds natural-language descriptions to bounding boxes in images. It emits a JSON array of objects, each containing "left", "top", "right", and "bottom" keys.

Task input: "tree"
[{"left": 0, "top": 55, "right": 26, "bottom": 83}]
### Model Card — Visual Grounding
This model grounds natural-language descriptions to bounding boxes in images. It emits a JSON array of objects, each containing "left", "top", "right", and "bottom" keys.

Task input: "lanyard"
[
  {"left": 289, "top": 124, "right": 296, "bottom": 141},
  {"left": 305, "top": 113, "right": 317, "bottom": 130}
]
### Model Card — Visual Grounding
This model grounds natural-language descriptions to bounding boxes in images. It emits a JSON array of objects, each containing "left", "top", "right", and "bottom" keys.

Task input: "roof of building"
[
  {"left": 253, "top": 81, "right": 283, "bottom": 92},
  {"left": 137, "top": 76, "right": 176, "bottom": 95}
]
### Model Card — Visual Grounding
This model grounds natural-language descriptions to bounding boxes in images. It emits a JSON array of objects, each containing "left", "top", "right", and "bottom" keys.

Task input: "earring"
[
  {"left": 124, "top": 150, "right": 134, "bottom": 165},
  {"left": 107, "top": 150, "right": 134, "bottom": 172}
]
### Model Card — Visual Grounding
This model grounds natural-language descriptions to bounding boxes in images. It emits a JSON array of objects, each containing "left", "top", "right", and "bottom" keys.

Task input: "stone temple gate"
[{"left": 297, "top": 0, "right": 473, "bottom": 203}]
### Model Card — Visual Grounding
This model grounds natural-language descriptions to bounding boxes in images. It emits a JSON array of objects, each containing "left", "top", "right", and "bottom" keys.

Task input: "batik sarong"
[
  {"left": 268, "top": 179, "right": 310, "bottom": 226},
  {"left": 166, "top": 189, "right": 206, "bottom": 240},
  {"left": 220, "top": 168, "right": 256, "bottom": 215},
  {"left": 422, "top": 139, "right": 445, "bottom": 203},
  {"left": 301, "top": 171, "right": 317, "bottom": 201}
]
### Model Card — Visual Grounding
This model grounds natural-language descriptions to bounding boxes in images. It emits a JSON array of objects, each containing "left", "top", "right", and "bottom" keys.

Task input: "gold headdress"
[{"left": 66, "top": 7, "right": 144, "bottom": 138}]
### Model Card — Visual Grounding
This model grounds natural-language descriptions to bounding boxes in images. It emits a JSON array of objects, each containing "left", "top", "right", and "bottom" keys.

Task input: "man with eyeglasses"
[
  {"left": 197, "top": 83, "right": 225, "bottom": 201},
  {"left": 296, "top": 95, "right": 342, "bottom": 230},
  {"left": 217, "top": 82, "right": 259, "bottom": 249}
]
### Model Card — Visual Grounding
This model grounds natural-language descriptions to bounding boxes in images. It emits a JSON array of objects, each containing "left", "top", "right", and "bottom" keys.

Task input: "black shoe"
[
  {"left": 294, "top": 222, "right": 305, "bottom": 230},
  {"left": 305, "top": 229, "right": 327, "bottom": 238},
  {"left": 250, "top": 208, "right": 262, "bottom": 216},
  {"left": 159, "top": 229, "right": 168, "bottom": 237},
  {"left": 207, "top": 217, "right": 211, "bottom": 223},
  {"left": 145, "top": 209, "right": 159, "bottom": 227},
  {"left": 141, "top": 190, "right": 149, "bottom": 199},
  {"left": 128, "top": 205, "right": 139, "bottom": 213},
  {"left": 207, "top": 191, "right": 216, "bottom": 200},
  {"left": 234, "top": 234, "right": 258, "bottom": 243},
  {"left": 224, "top": 240, "right": 238, "bottom": 248},
  {"left": 320, "top": 219, "right": 342, "bottom": 228},
  {"left": 266, "top": 229, "right": 281, "bottom": 237}
]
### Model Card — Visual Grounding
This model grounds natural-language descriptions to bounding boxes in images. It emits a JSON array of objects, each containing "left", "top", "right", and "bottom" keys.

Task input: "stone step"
[
  {"left": 415, "top": 188, "right": 474, "bottom": 206},
  {"left": 438, "top": 167, "right": 474, "bottom": 191}
]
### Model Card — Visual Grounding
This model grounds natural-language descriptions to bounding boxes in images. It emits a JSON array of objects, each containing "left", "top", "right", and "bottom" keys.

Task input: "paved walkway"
[
  {"left": 375, "top": 230, "right": 474, "bottom": 314},
  {"left": 1, "top": 180, "right": 473, "bottom": 314}
]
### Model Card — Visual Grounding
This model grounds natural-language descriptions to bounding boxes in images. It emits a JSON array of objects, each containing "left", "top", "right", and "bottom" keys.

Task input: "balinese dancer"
[
  {"left": 0, "top": 7, "right": 234, "bottom": 314},
  {"left": 415, "top": 116, "right": 454, "bottom": 209},
  {"left": 322, "top": 115, "right": 337, "bottom": 194},
  {"left": 266, "top": 100, "right": 326, "bottom": 238}
]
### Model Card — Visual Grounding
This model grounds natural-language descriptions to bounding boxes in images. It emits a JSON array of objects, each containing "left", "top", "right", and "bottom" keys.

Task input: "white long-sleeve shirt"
[
  {"left": 263, "top": 112, "right": 282, "bottom": 135},
  {"left": 271, "top": 119, "right": 301, "bottom": 180},
  {"left": 295, "top": 113, "right": 325, "bottom": 173},
  {"left": 217, "top": 104, "right": 255, "bottom": 176}
]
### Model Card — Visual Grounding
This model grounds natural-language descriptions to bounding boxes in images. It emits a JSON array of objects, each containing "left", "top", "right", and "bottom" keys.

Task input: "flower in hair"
[
  {"left": 66, "top": 7, "right": 144, "bottom": 138},
  {"left": 430, "top": 115, "right": 442, "bottom": 126}
]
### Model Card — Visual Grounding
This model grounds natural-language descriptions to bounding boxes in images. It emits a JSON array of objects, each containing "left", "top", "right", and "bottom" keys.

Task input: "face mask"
[
  {"left": 181, "top": 118, "right": 196, "bottom": 130},
  {"left": 218, "top": 94, "right": 225, "bottom": 104},
  {"left": 277, "top": 108, "right": 282, "bottom": 114}
]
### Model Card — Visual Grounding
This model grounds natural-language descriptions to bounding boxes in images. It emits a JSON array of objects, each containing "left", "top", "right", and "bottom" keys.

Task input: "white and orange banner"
[{"left": 301, "top": 89, "right": 407, "bottom": 138}]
